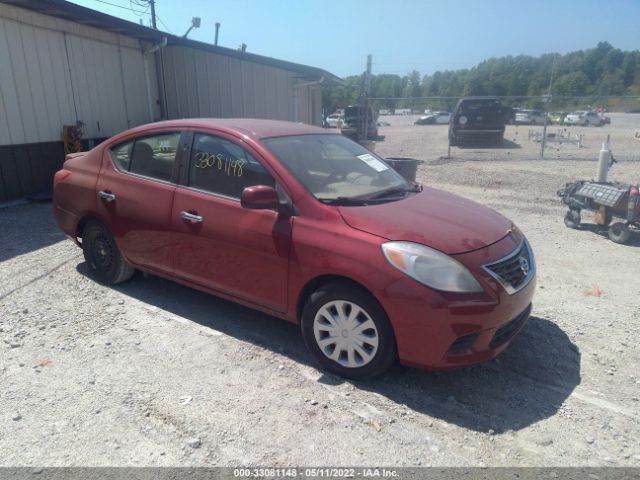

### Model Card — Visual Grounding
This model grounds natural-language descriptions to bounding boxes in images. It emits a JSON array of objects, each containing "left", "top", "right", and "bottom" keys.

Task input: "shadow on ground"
[
  {"left": 77, "top": 263, "right": 581, "bottom": 434},
  {"left": 455, "top": 139, "right": 521, "bottom": 150},
  {"left": 573, "top": 223, "right": 640, "bottom": 247},
  {"left": 0, "top": 202, "right": 66, "bottom": 262}
]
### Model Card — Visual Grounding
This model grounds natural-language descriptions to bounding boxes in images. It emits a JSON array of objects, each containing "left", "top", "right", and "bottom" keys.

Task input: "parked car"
[
  {"left": 515, "top": 109, "right": 546, "bottom": 125},
  {"left": 341, "top": 105, "right": 378, "bottom": 140},
  {"left": 449, "top": 97, "right": 507, "bottom": 146},
  {"left": 53, "top": 119, "right": 535, "bottom": 379},
  {"left": 565, "top": 111, "right": 604, "bottom": 126},
  {"left": 414, "top": 111, "right": 451, "bottom": 125},
  {"left": 548, "top": 112, "right": 567, "bottom": 125},
  {"left": 507, "top": 107, "right": 523, "bottom": 124},
  {"left": 326, "top": 113, "right": 342, "bottom": 128}
]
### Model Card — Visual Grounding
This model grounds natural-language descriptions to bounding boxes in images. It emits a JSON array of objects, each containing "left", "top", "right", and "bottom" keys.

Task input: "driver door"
[{"left": 170, "top": 132, "right": 292, "bottom": 313}]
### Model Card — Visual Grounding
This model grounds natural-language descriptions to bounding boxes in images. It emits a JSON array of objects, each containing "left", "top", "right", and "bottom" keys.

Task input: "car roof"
[{"left": 124, "top": 118, "right": 329, "bottom": 140}]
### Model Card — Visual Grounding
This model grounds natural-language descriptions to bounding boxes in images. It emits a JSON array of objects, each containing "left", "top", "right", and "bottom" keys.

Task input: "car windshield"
[{"left": 262, "top": 134, "right": 413, "bottom": 204}]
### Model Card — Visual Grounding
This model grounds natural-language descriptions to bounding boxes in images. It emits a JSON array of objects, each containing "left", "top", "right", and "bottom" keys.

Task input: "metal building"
[{"left": 0, "top": 0, "right": 340, "bottom": 202}]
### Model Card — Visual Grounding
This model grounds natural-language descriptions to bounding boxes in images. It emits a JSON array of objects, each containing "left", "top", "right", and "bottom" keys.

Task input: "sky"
[{"left": 69, "top": 0, "right": 640, "bottom": 78}]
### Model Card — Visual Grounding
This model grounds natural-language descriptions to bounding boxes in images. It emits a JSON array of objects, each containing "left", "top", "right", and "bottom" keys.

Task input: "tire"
[
  {"left": 301, "top": 282, "right": 397, "bottom": 380},
  {"left": 564, "top": 210, "right": 581, "bottom": 229},
  {"left": 608, "top": 222, "right": 631, "bottom": 244},
  {"left": 82, "top": 220, "right": 135, "bottom": 284}
]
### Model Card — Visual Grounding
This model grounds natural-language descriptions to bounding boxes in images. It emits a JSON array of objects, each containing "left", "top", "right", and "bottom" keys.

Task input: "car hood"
[{"left": 338, "top": 187, "right": 513, "bottom": 255}]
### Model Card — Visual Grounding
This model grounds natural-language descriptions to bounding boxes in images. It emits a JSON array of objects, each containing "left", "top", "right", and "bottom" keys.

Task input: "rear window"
[
  {"left": 458, "top": 100, "right": 503, "bottom": 114},
  {"left": 109, "top": 140, "right": 133, "bottom": 171},
  {"left": 108, "top": 132, "right": 181, "bottom": 182}
]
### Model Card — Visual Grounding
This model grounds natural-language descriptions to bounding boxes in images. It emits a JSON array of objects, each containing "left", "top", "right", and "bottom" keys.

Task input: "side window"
[
  {"left": 109, "top": 140, "right": 134, "bottom": 171},
  {"left": 189, "top": 134, "right": 275, "bottom": 198},
  {"left": 128, "top": 132, "right": 181, "bottom": 181}
]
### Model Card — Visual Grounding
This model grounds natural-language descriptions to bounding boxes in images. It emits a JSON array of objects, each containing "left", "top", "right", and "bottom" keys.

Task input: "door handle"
[
  {"left": 98, "top": 190, "right": 116, "bottom": 202},
  {"left": 180, "top": 211, "right": 203, "bottom": 223}
]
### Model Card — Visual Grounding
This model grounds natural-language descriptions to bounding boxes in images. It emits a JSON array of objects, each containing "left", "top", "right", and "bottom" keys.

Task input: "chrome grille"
[{"left": 482, "top": 239, "right": 535, "bottom": 295}]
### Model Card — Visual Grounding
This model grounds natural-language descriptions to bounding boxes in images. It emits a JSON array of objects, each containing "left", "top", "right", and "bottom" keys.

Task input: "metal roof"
[{"left": 1, "top": 0, "right": 342, "bottom": 84}]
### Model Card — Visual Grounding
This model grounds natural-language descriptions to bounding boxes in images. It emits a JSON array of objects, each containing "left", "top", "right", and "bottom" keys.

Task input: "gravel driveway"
[{"left": 1, "top": 115, "right": 639, "bottom": 466}]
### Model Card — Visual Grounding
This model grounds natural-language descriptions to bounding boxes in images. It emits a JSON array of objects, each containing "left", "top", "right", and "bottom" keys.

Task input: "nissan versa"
[{"left": 53, "top": 119, "right": 536, "bottom": 379}]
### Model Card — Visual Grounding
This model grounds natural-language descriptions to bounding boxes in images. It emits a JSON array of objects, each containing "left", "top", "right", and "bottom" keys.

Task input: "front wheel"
[
  {"left": 564, "top": 210, "right": 581, "bottom": 229},
  {"left": 82, "top": 220, "right": 135, "bottom": 284},
  {"left": 301, "top": 282, "right": 397, "bottom": 380},
  {"left": 608, "top": 222, "right": 631, "bottom": 244}
]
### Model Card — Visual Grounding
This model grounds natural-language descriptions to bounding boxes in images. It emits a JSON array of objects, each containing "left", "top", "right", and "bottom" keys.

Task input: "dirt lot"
[{"left": 1, "top": 115, "right": 640, "bottom": 467}]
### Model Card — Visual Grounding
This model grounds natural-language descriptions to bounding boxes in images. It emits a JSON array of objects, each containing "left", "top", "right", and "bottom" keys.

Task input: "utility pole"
[
  {"left": 362, "top": 54, "right": 372, "bottom": 140},
  {"left": 540, "top": 53, "right": 557, "bottom": 159},
  {"left": 149, "top": 0, "right": 157, "bottom": 29}
]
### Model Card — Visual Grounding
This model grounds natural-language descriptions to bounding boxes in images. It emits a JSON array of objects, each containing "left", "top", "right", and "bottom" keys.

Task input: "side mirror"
[{"left": 241, "top": 185, "right": 280, "bottom": 210}]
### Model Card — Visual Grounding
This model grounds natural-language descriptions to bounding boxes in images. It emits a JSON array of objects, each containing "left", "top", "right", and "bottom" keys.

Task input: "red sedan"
[{"left": 53, "top": 119, "right": 535, "bottom": 379}]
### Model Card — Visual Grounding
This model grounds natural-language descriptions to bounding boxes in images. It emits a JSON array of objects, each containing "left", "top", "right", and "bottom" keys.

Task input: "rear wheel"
[
  {"left": 301, "top": 282, "right": 397, "bottom": 380},
  {"left": 564, "top": 210, "right": 581, "bottom": 229},
  {"left": 608, "top": 222, "right": 631, "bottom": 244},
  {"left": 82, "top": 220, "right": 134, "bottom": 284}
]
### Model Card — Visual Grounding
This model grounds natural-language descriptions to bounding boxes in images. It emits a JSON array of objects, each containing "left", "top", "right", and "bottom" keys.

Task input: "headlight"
[
  {"left": 459, "top": 116, "right": 467, "bottom": 125},
  {"left": 382, "top": 241, "right": 483, "bottom": 293}
]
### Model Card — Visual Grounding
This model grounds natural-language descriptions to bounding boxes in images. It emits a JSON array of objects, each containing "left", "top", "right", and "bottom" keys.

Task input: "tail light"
[{"left": 53, "top": 169, "right": 72, "bottom": 186}]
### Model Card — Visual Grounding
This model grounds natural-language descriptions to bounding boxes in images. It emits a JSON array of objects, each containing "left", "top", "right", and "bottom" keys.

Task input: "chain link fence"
[{"left": 369, "top": 96, "right": 640, "bottom": 164}]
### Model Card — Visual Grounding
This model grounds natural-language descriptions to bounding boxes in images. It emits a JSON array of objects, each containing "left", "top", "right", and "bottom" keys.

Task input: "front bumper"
[{"left": 378, "top": 233, "right": 536, "bottom": 369}]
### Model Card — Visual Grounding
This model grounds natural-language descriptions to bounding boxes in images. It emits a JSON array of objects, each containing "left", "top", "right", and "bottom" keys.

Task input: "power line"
[
  {"left": 94, "top": 0, "right": 147, "bottom": 15},
  {"left": 156, "top": 16, "right": 173, "bottom": 34},
  {"left": 128, "top": 0, "right": 149, "bottom": 16}
]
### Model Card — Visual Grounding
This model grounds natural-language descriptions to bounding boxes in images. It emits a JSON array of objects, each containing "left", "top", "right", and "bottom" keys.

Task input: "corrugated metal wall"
[
  {"left": 161, "top": 46, "right": 323, "bottom": 126},
  {"left": 0, "top": 3, "right": 325, "bottom": 201},
  {"left": 0, "top": 3, "right": 158, "bottom": 146}
]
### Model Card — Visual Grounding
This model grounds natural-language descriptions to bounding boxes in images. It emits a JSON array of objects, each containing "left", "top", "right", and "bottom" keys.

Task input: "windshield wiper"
[
  {"left": 317, "top": 197, "right": 370, "bottom": 206},
  {"left": 318, "top": 184, "right": 422, "bottom": 206},
  {"left": 365, "top": 184, "right": 422, "bottom": 200}
]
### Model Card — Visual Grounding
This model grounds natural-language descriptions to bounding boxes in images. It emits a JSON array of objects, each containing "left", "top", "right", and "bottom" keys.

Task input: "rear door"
[
  {"left": 170, "top": 131, "right": 292, "bottom": 313},
  {"left": 96, "top": 130, "right": 185, "bottom": 274},
  {"left": 463, "top": 100, "right": 506, "bottom": 130}
]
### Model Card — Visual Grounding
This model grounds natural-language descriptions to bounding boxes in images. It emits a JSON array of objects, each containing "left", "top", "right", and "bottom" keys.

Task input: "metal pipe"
[
  {"left": 143, "top": 37, "right": 168, "bottom": 122},
  {"left": 215, "top": 23, "right": 220, "bottom": 45}
]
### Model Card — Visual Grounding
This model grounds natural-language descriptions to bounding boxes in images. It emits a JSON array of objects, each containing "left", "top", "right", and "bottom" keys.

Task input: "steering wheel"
[
  {"left": 346, "top": 172, "right": 368, "bottom": 184},
  {"left": 326, "top": 172, "right": 346, "bottom": 183}
]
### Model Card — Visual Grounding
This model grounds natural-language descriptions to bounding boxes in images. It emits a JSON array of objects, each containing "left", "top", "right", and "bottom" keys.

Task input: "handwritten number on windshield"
[{"left": 195, "top": 152, "right": 246, "bottom": 177}]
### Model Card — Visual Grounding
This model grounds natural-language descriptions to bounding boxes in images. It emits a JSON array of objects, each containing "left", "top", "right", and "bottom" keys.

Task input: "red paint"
[{"left": 53, "top": 119, "right": 536, "bottom": 370}]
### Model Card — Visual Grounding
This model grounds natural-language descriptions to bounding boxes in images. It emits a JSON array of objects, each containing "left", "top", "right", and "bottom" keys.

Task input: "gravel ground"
[{"left": 1, "top": 115, "right": 640, "bottom": 467}]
